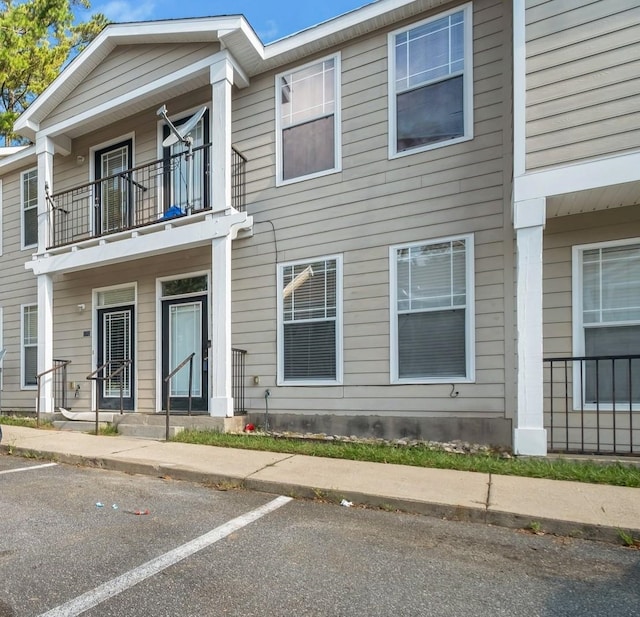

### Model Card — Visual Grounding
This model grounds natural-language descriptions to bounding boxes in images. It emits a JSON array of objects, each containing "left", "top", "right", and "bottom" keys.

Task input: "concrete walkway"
[{"left": 1, "top": 425, "right": 638, "bottom": 544}]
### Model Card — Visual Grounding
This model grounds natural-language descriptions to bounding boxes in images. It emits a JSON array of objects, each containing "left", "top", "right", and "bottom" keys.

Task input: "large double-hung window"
[
  {"left": 574, "top": 240, "right": 640, "bottom": 406},
  {"left": 389, "top": 4, "right": 473, "bottom": 157},
  {"left": 276, "top": 55, "right": 341, "bottom": 184},
  {"left": 278, "top": 256, "right": 342, "bottom": 384},
  {"left": 391, "top": 235, "right": 474, "bottom": 382}
]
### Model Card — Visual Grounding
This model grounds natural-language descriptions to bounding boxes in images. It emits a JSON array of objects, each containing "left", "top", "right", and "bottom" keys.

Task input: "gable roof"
[{"left": 14, "top": 0, "right": 449, "bottom": 142}]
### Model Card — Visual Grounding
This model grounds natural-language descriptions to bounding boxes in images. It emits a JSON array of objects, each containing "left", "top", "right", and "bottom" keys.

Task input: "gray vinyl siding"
[
  {"left": 43, "top": 43, "right": 218, "bottom": 130},
  {"left": 231, "top": 0, "right": 513, "bottom": 419},
  {"left": 525, "top": 0, "right": 640, "bottom": 170},
  {"left": 52, "top": 247, "right": 211, "bottom": 413},
  {"left": 0, "top": 167, "right": 38, "bottom": 410}
]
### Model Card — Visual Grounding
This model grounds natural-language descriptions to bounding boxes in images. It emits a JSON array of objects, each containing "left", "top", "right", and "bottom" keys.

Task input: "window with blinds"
[
  {"left": 578, "top": 242, "right": 640, "bottom": 404},
  {"left": 391, "top": 236, "right": 474, "bottom": 382},
  {"left": 278, "top": 256, "right": 342, "bottom": 384},
  {"left": 22, "top": 304, "right": 38, "bottom": 387}
]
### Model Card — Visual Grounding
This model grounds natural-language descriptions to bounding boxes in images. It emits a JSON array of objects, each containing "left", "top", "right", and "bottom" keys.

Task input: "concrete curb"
[{"left": 2, "top": 441, "right": 638, "bottom": 547}]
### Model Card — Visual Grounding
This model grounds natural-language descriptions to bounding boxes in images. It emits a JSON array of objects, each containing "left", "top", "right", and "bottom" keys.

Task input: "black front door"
[
  {"left": 162, "top": 295, "right": 208, "bottom": 412},
  {"left": 97, "top": 305, "right": 134, "bottom": 410}
]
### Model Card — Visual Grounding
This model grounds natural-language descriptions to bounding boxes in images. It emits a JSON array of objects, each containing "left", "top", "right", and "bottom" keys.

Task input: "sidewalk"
[{"left": 1, "top": 425, "right": 638, "bottom": 544}]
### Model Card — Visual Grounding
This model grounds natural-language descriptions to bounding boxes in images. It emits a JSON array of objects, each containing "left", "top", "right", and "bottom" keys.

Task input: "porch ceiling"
[{"left": 546, "top": 180, "right": 640, "bottom": 218}]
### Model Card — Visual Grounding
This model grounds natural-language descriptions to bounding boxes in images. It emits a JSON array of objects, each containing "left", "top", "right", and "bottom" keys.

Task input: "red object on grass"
[{"left": 245, "top": 423, "right": 255, "bottom": 432}]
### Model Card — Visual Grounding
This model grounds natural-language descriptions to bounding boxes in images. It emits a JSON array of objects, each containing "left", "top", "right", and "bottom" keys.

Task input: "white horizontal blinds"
[
  {"left": 103, "top": 310, "right": 131, "bottom": 398},
  {"left": 280, "top": 58, "right": 336, "bottom": 180},
  {"left": 394, "top": 9, "right": 465, "bottom": 151},
  {"left": 23, "top": 305, "right": 37, "bottom": 386},
  {"left": 100, "top": 145, "right": 129, "bottom": 232},
  {"left": 22, "top": 169, "right": 38, "bottom": 247},
  {"left": 282, "top": 259, "right": 337, "bottom": 381},
  {"left": 396, "top": 239, "right": 467, "bottom": 379},
  {"left": 582, "top": 244, "right": 640, "bottom": 403},
  {"left": 97, "top": 287, "right": 136, "bottom": 307}
]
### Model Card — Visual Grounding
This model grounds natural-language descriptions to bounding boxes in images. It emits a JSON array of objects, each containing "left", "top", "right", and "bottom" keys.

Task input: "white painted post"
[
  {"left": 35, "top": 137, "right": 55, "bottom": 414},
  {"left": 513, "top": 198, "right": 547, "bottom": 455},
  {"left": 210, "top": 54, "right": 233, "bottom": 213},
  {"left": 210, "top": 235, "right": 233, "bottom": 417}
]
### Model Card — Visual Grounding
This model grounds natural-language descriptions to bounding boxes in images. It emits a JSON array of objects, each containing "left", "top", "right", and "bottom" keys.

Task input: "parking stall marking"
[
  {"left": 38, "top": 495, "right": 293, "bottom": 617},
  {"left": 0, "top": 463, "right": 57, "bottom": 475}
]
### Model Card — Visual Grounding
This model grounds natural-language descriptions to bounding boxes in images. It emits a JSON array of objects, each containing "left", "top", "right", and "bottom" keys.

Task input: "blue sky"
[{"left": 81, "top": 0, "right": 373, "bottom": 43}]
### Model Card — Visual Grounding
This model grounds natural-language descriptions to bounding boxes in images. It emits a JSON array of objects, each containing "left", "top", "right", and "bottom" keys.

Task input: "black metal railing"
[
  {"left": 232, "top": 348, "right": 247, "bottom": 414},
  {"left": 46, "top": 144, "right": 247, "bottom": 249},
  {"left": 86, "top": 360, "right": 132, "bottom": 434},
  {"left": 164, "top": 352, "right": 196, "bottom": 441},
  {"left": 231, "top": 147, "right": 246, "bottom": 212},
  {"left": 544, "top": 355, "right": 640, "bottom": 455},
  {"left": 35, "top": 359, "right": 71, "bottom": 427}
]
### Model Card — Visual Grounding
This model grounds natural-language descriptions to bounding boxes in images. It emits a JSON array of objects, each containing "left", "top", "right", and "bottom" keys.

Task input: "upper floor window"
[
  {"left": 390, "top": 235, "right": 475, "bottom": 383},
  {"left": 21, "top": 168, "right": 38, "bottom": 248},
  {"left": 276, "top": 55, "right": 341, "bottom": 185},
  {"left": 388, "top": 4, "right": 473, "bottom": 158},
  {"left": 277, "top": 255, "right": 343, "bottom": 385}
]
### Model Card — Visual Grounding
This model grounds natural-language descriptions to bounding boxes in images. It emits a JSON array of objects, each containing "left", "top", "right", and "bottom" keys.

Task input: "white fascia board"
[
  {"left": 14, "top": 16, "right": 255, "bottom": 135},
  {"left": 264, "top": 0, "right": 413, "bottom": 59},
  {"left": 25, "top": 212, "right": 252, "bottom": 276},
  {"left": 39, "top": 53, "right": 222, "bottom": 139},
  {"left": 514, "top": 149, "right": 640, "bottom": 202},
  {"left": 0, "top": 144, "right": 36, "bottom": 174}
]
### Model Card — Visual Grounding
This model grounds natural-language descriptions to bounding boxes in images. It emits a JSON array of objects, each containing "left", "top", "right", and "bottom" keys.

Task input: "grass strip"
[{"left": 171, "top": 429, "right": 640, "bottom": 488}]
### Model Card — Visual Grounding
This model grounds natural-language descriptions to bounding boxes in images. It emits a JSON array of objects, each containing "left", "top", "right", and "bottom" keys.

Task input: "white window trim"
[
  {"left": 21, "top": 303, "right": 37, "bottom": 390},
  {"left": 572, "top": 237, "right": 640, "bottom": 411},
  {"left": 390, "top": 234, "right": 475, "bottom": 384},
  {"left": 277, "top": 254, "right": 343, "bottom": 386},
  {"left": 20, "top": 168, "right": 38, "bottom": 250},
  {"left": 275, "top": 53, "right": 342, "bottom": 187},
  {"left": 387, "top": 3, "right": 474, "bottom": 160}
]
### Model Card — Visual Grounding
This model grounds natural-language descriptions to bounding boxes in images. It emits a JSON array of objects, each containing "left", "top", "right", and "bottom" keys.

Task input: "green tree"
[{"left": 0, "top": 0, "right": 108, "bottom": 145}]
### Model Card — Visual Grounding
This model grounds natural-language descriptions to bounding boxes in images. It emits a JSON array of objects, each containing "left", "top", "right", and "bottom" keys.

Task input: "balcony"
[{"left": 45, "top": 145, "right": 246, "bottom": 250}]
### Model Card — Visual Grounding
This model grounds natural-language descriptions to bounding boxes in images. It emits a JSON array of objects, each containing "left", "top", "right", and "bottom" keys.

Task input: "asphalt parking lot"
[{"left": 1, "top": 454, "right": 639, "bottom": 617}]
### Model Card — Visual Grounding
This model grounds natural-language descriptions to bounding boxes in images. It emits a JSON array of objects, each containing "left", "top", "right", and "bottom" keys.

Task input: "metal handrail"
[
  {"left": 36, "top": 359, "right": 72, "bottom": 427},
  {"left": 163, "top": 352, "right": 195, "bottom": 441},
  {"left": 86, "top": 360, "right": 132, "bottom": 435}
]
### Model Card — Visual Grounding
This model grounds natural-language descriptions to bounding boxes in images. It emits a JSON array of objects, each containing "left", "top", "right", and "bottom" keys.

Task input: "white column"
[
  {"left": 513, "top": 198, "right": 547, "bottom": 455},
  {"left": 210, "top": 235, "right": 233, "bottom": 417},
  {"left": 210, "top": 55, "right": 233, "bottom": 213},
  {"left": 36, "top": 136, "right": 55, "bottom": 413}
]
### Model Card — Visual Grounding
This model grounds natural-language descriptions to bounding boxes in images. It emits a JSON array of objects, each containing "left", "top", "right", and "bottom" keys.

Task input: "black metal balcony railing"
[
  {"left": 46, "top": 144, "right": 246, "bottom": 249},
  {"left": 544, "top": 355, "right": 640, "bottom": 456}
]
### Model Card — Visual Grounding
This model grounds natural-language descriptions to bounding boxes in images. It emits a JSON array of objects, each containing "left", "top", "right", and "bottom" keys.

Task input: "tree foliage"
[{"left": 0, "top": 0, "right": 108, "bottom": 144}]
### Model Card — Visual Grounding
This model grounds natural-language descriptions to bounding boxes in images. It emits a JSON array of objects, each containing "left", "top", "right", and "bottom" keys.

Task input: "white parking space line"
[
  {"left": 38, "top": 495, "right": 293, "bottom": 617},
  {"left": 0, "top": 463, "right": 58, "bottom": 475}
]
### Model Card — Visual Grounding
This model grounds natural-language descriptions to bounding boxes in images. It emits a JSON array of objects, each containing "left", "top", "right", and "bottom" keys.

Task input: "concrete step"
[
  {"left": 115, "top": 423, "right": 184, "bottom": 440},
  {"left": 53, "top": 420, "right": 105, "bottom": 433}
]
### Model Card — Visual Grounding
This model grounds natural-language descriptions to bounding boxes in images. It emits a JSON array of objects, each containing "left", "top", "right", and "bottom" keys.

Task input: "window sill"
[
  {"left": 389, "top": 133, "right": 473, "bottom": 160},
  {"left": 276, "top": 166, "right": 341, "bottom": 188},
  {"left": 391, "top": 377, "right": 474, "bottom": 385},
  {"left": 277, "top": 379, "right": 343, "bottom": 387}
]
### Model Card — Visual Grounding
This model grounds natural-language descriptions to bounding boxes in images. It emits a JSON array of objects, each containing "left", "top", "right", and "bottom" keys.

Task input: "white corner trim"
[{"left": 512, "top": 0, "right": 526, "bottom": 179}]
